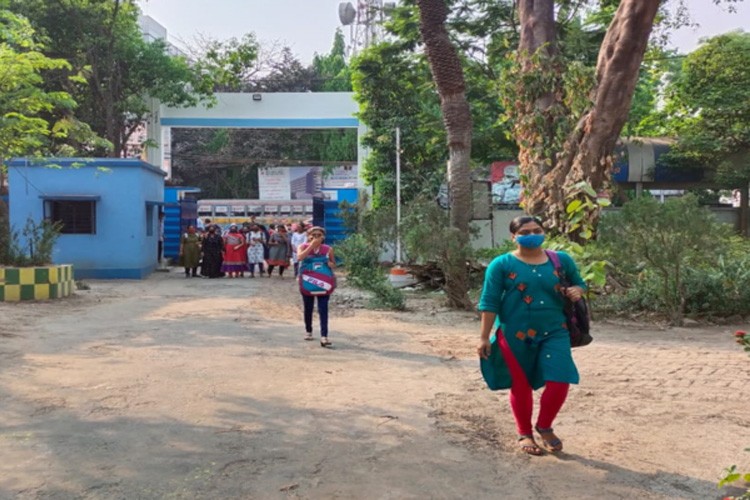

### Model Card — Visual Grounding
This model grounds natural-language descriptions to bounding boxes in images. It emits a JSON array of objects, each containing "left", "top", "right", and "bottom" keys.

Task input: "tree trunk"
[
  {"left": 514, "top": 0, "right": 563, "bottom": 221},
  {"left": 515, "top": 0, "right": 661, "bottom": 237},
  {"left": 416, "top": 0, "right": 474, "bottom": 310}
]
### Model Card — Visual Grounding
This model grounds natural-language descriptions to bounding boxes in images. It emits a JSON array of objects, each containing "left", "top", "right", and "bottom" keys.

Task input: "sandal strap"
[{"left": 535, "top": 426, "right": 563, "bottom": 449}]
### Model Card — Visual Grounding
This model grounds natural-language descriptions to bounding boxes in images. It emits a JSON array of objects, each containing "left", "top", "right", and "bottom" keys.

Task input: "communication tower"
[{"left": 338, "top": 1, "right": 396, "bottom": 57}]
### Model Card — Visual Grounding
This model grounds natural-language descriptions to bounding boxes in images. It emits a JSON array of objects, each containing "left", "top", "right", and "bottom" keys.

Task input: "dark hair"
[{"left": 509, "top": 215, "right": 544, "bottom": 234}]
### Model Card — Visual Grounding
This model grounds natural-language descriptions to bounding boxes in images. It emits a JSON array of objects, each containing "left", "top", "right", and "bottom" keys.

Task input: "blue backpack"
[{"left": 298, "top": 254, "right": 337, "bottom": 296}]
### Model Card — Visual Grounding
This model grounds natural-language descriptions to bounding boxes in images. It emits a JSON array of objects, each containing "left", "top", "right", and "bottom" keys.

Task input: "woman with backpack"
[
  {"left": 296, "top": 226, "right": 336, "bottom": 347},
  {"left": 477, "top": 215, "right": 586, "bottom": 456}
]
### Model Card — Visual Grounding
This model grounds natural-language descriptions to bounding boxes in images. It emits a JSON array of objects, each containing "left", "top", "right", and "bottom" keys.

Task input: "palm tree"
[{"left": 416, "top": 0, "right": 474, "bottom": 310}]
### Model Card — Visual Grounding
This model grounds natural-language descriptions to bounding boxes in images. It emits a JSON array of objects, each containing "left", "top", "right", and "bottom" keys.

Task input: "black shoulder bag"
[{"left": 545, "top": 250, "right": 593, "bottom": 348}]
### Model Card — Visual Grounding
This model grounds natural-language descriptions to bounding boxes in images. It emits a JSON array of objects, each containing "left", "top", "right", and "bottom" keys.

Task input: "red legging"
[{"left": 498, "top": 335, "right": 569, "bottom": 436}]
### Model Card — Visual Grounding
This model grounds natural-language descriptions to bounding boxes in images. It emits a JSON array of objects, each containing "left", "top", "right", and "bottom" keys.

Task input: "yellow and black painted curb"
[{"left": 0, "top": 264, "right": 74, "bottom": 301}]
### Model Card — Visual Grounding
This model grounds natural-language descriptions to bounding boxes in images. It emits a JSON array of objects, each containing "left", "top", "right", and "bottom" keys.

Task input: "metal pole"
[{"left": 396, "top": 127, "right": 401, "bottom": 264}]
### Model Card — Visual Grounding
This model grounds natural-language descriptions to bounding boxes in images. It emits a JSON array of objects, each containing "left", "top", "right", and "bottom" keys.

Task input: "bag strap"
[
  {"left": 545, "top": 249, "right": 571, "bottom": 287},
  {"left": 544, "top": 249, "right": 562, "bottom": 272}
]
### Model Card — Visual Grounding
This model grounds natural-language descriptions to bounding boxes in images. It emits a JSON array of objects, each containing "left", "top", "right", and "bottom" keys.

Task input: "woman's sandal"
[
  {"left": 518, "top": 435, "right": 544, "bottom": 456},
  {"left": 304, "top": 333, "right": 314, "bottom": 341},
  {"left": 535, "top": 426, "right": 563, "bottom": 452},
  {"left": 320, "top": 337, "right": 332, "bottom": 348}
]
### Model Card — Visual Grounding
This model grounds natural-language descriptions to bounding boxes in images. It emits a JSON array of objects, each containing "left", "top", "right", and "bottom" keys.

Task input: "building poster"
[
  {"left": 258, "top": 167, "right": 291, "bottom": 200},
  {"left": 321, "top": 166, "right": 358, "bottom": 189},
  {"left": 258, "top": 166, "right": 358, "bottom": 200}
]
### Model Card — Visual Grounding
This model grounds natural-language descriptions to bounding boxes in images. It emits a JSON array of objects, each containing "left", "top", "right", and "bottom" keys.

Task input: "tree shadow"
[{"left": 0, "top": 391, "right": 514, "bottom": 498}]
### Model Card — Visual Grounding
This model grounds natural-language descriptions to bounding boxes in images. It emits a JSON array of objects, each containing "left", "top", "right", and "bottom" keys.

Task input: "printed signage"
[{"left": 259, "top": 167, "right": 291, "bottom": 200}]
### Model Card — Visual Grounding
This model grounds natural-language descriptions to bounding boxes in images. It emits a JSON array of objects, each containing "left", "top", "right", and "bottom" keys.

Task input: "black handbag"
[{"left": 545, "top": 250, "right": 593, "bottom": 348}]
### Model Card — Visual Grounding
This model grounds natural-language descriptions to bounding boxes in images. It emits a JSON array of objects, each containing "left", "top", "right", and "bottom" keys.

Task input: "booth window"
[{"left": 45, "top": 200, "right": 96, "bottom": 234}]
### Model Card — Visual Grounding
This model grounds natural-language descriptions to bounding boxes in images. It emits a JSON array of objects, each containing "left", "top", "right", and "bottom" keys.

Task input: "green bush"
[
  {"left": 367, "top": 280, "right": 407, "bottom": 310},
  {"left": 1, "top": 217, "right": 62, "bottom": 266},
  {"left": 336, "top": 233, "right": 406, "bottom": 311},
  {"left": 595, "top": 268, "right": 667, "bottom": 315},
  {"left": 598, "top": 195, "right": 734, "bottom": 322},
  {"left": 682, "top": 252, "right": 750, "bottom": 317},
  {"left": 400, "top": 197, "right": 476, "bottom": 308}
]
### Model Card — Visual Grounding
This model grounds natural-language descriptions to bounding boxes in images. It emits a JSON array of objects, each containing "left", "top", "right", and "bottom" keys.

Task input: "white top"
[{"left": 291, "top": 232, "right": 307, "bottom": 252}]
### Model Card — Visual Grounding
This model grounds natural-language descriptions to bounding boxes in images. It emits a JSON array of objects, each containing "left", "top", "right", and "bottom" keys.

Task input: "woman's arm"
[
  {"left": 478, "top": 311, "right": 497, "bottom": 359},
  {"left": 477, "top": 256, "right": 506, "bottom": 358}
]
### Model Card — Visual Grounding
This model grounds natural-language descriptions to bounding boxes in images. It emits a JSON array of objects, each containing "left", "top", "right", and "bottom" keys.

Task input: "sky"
[{"left": 137, "top": 0, "right": 750, "bottom": 64}]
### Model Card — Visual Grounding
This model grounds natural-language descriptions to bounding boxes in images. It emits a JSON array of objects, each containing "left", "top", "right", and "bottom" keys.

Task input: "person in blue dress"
[{"left": 477, "top": 215, "right": 586, "bottom": 455}]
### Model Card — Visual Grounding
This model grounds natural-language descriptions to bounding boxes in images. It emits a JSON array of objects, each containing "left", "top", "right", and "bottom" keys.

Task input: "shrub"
[
  {"left": 598, "top": 195, "right": 733, "bottom": 323},
  {"left": 401, "top": 197, "right": 475, "bottom": 308},
  {"left": 681, "top": 254, "right": 750, "bottom": 317},
  {"left": 367, "top": 280, "right": 406, "bottom": 310},
  {"left": 336, "top": 233, "right": 406, "bottom": 311},
  {"left": 1, "top": 217, "right": 62, "bottom": 267}
]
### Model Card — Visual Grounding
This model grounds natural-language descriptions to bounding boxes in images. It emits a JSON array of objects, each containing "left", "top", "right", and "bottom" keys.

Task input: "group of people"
[
  {"left": 179, "top": 218, "right": 310, "bottom": 280},
  {"left": 179, "top": 220, "right": 337, "bottom": 347}
]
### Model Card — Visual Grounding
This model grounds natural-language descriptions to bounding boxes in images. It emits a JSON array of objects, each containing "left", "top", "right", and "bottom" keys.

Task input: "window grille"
[{"left": 45, "top": 200, "right": 96, "bottom": 234}]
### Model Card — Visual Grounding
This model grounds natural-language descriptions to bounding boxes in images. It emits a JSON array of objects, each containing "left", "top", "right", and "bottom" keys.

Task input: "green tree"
[
  {"left": 8, "top": 0, "right": 247, "bottom": 157},
  {"left": 0, "top": 10, "right": 76, "bottom": 160},
  {"left": 311, "top": 30, "right": 351, "bottom": 92},
  {"left": 352, "top": 43, "right": 448, "bottom": 208},
  {"left": 192, "top": 34, "right": 259, "bottom": 92},
  {"left": 0, "top": 9, "right": 76, "bottom": 262},
  {"left": 621, "top": 48, "right": 682, "bottom": 138},
  {"left": 663, "top": 31, "right": 750, "bottom": 185},
  {"left": 351, "top": 0, "right": 520, "bottom": 210}
]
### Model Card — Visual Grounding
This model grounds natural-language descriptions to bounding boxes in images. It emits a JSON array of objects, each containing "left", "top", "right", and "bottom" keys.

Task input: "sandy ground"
[{"left": 0, "top": 271, "right": 748, "bottom": 500}]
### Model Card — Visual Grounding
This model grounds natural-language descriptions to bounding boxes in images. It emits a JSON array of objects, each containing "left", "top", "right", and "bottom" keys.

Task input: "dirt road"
[{"left": 0, "top": 272, "right": 747, "bottom": 499}]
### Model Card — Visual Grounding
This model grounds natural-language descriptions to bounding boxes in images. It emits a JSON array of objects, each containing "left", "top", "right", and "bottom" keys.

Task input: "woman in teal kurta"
[{"left": 478, "top": 216, "right": 586, "bottom": 455}]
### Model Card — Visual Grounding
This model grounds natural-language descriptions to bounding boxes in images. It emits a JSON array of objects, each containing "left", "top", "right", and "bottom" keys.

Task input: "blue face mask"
[{"left": 515, "top": 234, "right": 545, "bottom": 249}]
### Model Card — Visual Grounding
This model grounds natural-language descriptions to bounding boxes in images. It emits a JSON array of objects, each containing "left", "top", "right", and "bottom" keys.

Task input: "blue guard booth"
[{"left": 7, "top": 158, "right": 166, "bottom": 279}]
